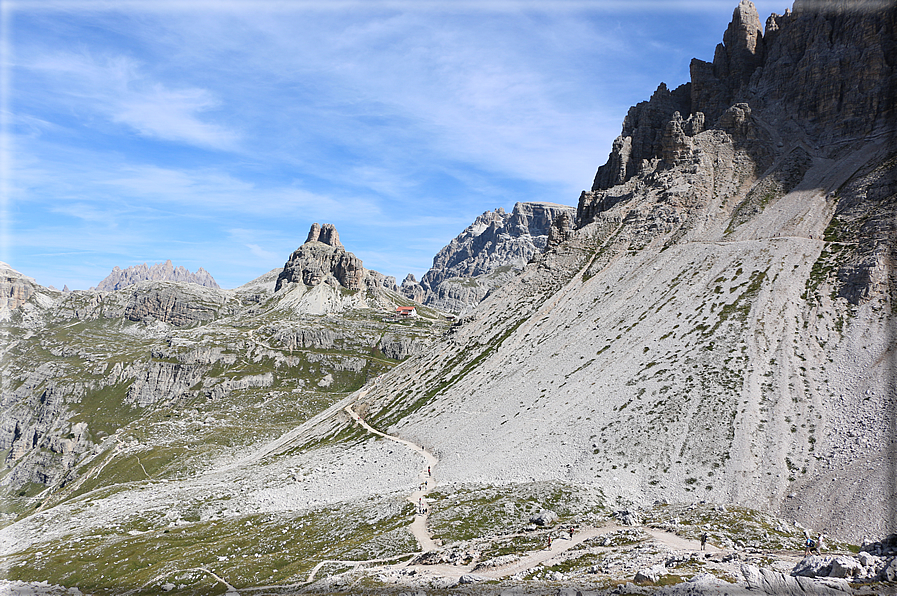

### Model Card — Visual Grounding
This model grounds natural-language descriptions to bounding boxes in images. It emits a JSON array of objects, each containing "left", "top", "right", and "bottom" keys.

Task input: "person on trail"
[
  {"left": 548, "top": 536, "right": 552, "bottom": 549},
  {"left": 428, "top": 466, "right": 431, "bottom": 477},
  {"left": 569, "top": 526, "right": 575, "bottom": 540},
  {"left": 814, "top": 534, "right": 824, "bottom": 555},
  {"left": 804, "top": 536, "right": 815, "bottom": 556},
  {"left": 701, "top": 533, "right": 708, "bottom": 550}
]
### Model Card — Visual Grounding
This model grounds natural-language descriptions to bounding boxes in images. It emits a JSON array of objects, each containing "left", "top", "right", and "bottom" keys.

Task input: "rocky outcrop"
[
  {"left": 96, "top": 260, "right": 220, "bottom": 291},
  {"left": 402, "top": 202, "right": 576, "bottom": 313},
  {"left": 399, "top": 274, "right": 426, "bottom": 303},
  {"left": 124, "top": 283, "right": 230, "bottom": 327},
  {"left": 204, "top": 373, "right": 274, "bottom": 401},
  {"left": 305, "top": 222, "right": 343, "bottom": 248},
  {"left": 275, "top": 224, "right": 366, "bottom": 292},
  {"left": 0, "top": 263, "right": 37, "bottom": 318},
  {"left": 585, "top": 0, "right": 896, "bottom": 200},
  {"left": 378, "top": 334, "right": 429, "bottom": 361},
  {"left": 126, "top": 360, "right": 208, "bottom": 407}
]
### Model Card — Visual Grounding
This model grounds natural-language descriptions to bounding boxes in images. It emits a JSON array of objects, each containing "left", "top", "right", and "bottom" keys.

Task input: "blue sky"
[{"left": 2, "top": 0, "right": 786, "bottom": 290}]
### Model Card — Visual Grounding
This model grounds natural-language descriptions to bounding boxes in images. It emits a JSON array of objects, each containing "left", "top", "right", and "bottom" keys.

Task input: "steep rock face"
[
  {"left": 402, "top": 202, "right": 576, "bottom": 313},
  {"left": 126, "top": 359, "right": 209, "bottom": 408},
  {"left": 399, "top": 274, "right": 426, "bottom": 303},
  {"left": 378, "top": 334, "right": 430, "bottom": 361},
  {"left": 586, "top": 0, "right": 896, "bottom": 199},
  {"left": 96, "top": 260, "right": 220, "bottom": 291},
  {"left": 0, "top": 263, "right": 37, "bottom": 319},
  {"left": 305, "top": 222, "right": 343, "bottom": 248}
]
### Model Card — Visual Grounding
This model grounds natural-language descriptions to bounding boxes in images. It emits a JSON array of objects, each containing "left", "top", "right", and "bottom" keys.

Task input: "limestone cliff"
[
  {"left": 0, "top": 263, "right": 36, "bottom": 320},
  {"left": 584, "top": 0, "right": 895, "bottom": 200},
  {"left": 401, "top": 201, "right": 576, "bottom": 313}
]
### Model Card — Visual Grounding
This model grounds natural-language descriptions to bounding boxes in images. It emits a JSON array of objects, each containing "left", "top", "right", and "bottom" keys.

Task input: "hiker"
[
  {"left": 804, "top": 536, "right": 815, "bottom": 556},
  {"left": 428, "top": 466, "right": 431, "bottom": 477},
  {"left": 814, "top": 534, "right": 824, "bottom": 555},
  {"left": 569, "top": 526, "right": 575, "bottom": 540},
  {"left": 701, "top": 532, "right": 708, "bottom": 550},
  {"left": 548, "top": 536, "right": 552, "bottom": 548}
]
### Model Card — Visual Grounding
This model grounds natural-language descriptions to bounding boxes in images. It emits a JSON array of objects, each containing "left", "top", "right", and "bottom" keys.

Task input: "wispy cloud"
[
  {"left": 24, "top": 51, "right": 239, "bottom": 149},
  {"left": 6, "top": 0, "right": 803, "bottom": 290}
]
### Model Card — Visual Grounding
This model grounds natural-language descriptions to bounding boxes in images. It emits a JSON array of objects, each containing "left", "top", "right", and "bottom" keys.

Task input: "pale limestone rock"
[{"left": 276, "top": 224, "right": 364, "bottom": 291}]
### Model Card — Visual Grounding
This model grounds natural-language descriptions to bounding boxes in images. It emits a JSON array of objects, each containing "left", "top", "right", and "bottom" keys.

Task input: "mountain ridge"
[
  {"left": 400, "top": 201, "right": 576, "bottom": 313},
  {"left": 95, "top": 259, "right": 220, "bottom": 292}
]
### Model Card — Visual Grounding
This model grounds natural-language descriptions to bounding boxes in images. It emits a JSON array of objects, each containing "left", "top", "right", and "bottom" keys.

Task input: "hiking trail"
[{"left": 344, "top": 404, "right": 439, "bottom": 553}]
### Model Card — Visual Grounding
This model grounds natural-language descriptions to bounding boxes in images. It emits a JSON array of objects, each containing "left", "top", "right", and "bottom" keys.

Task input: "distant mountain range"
[{"left": 95, "top": 260, "right": 220, "bottom": 291}]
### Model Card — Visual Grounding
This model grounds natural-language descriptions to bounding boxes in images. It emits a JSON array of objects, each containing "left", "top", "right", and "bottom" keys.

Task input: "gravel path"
[{"left": 344, "top": 404, "right": 439, "bottom": 552}]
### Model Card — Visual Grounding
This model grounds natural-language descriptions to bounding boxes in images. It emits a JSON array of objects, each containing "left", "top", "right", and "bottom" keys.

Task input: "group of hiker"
[
  {"left": 547, "top": 526, "right": 578, "bottom": 548},
  {"left": 417, "top": 466, "right": 433, "bottom": 515},
  {"left": 804, "top": 533, "right": 825, "bottom": 556}
]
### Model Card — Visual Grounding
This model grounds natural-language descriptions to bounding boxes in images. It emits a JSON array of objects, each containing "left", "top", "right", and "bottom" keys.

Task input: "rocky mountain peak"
[
  {"left": 305, "top": 222, "right": 343, "bottom": 249},
  {"left": 401, "top": 201, "right": 576, "bottom": 313},
  {"left": 276, "top": 223, "right": 362, "bottom": 291},
  {"left": 584, "top": 0, "right": 896, "bottom": 205},
  {"left": 716, "top": 0, "right": 765, "bottom": 85},
  {"left": 275, "top": 223, "right": 398, "bottom": 295}
]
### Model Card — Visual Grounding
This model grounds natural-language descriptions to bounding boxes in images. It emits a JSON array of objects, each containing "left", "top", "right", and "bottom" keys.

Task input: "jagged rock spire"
[
  {"left": 714, "top": 0, "right": 764, "bottom": 84},
  {"left": 305, "top": 222, "right": 343, "bottom": 249}
]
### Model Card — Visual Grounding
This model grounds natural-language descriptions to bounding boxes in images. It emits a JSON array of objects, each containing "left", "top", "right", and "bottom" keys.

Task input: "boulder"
[
  {"left": 653, "top": 572, "right": 734, "bottom": 595},
  {"left": 634, "top": 564, "right": 666, "bottom": 583},
  {"left": 529, "top": 509, "right": 558, "bottom": 526},
  {"left": 743, "top": 564, "right": 851, "bottom": 596},
  {"left": 792, "top": 555, "right": 835, "bottom": 577},
  {"left": 884, "top": 557, "right": 897, "bottom": 582},
  {"left": 827, "top": 556, "right": 863, "bottom": 578}
]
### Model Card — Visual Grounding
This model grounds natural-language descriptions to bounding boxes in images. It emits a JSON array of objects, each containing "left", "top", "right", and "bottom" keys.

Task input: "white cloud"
[
  {"left": 111, "top": 84, "right": 238, "bottom": 148},
  {"left": 24, "top": 51, "right": 239, "bottom": 150}
]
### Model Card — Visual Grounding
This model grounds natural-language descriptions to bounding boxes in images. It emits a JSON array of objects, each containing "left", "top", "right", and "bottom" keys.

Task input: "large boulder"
[
  {"left": 528, "top": 509, "right": 558, "bottom": 526},
  {"left": 634, "top": 564, "right": 666, "bottom": 584}
]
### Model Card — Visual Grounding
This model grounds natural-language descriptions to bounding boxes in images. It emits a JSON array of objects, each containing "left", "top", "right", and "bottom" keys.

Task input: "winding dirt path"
[
  {"left": 344, "top": 405, "right": 439, "bottom": 552},
  {"left": 473, "top": 525, "right": 612, "bottom": 580}
]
